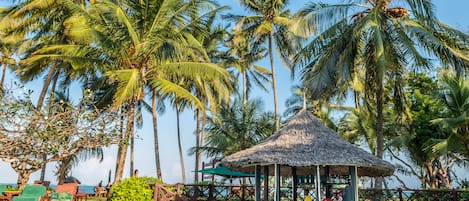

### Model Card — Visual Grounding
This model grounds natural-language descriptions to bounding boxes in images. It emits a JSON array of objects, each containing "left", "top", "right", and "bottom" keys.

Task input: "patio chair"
[
  {"left": 51, "top": 183, "right": 79, "bottom": 201},
  {"left": 12, "top": 185, "right": 46, "bottom": 201},
  {"left": 94, "top": 187, "right": 107, "bottom": 197}
]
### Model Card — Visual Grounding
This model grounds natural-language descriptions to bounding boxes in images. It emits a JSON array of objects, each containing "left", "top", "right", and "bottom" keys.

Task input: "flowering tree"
[{"left": 0, "top": 86, "right": 124, "bottom": 188}]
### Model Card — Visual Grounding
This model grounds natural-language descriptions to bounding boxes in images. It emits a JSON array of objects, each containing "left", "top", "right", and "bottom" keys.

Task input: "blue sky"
[{"left": 1, "top": 0, "right": 469, "bottom": 187}]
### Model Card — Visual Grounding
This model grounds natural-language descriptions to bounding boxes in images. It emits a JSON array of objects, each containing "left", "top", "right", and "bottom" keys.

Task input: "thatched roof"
[{"left": 221, "top": 110, "right": 394, "bottom": 177}]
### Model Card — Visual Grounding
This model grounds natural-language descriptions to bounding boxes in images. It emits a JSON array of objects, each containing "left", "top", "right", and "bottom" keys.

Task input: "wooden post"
[
  {"left": 255, "top": 165, "right": 261, "bottom": 201},
  {"left": 201, "top": 162, "right": 205, "bottom": 182},
  {"left": 154, "top": 183, "right": 159, "bottom": 201},
  {"left": 208, "top": 184, "right": 214, "bottom": 201},
  {"left": 349, "top": 166, "right": 358, "bottom": 201},
  {"left": 398, "top": 188, "right": 402, "bottom": 201},
  {"left": 325, "top": 166, "right": 331, "bottom": 199},
  {"left": 315, "top": 165, "right": 321, "bottom": 201},
  {"left": 275, "top": 164, "right": 281, "bottom": 201},
  {"left": 452, "top": 189, "right": 458, "bottom": 201},
  {"left": 241, "top": 185, "right": 246, "bottom": 201},
  {"left": 292, "top": 166, "right": 298, "bottom": 201},
  {"left": 263, "top": 166, "right": 269, "bottom": 201}
]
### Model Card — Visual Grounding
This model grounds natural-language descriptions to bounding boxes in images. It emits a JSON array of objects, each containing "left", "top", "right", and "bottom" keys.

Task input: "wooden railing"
[
  {"left": 154, "top": 184, "right": 469, "bottom": 201},
  {"left": 359, "top": 188, "right": 469, "bottom": 201},
  {"left": 154, "top": 184, "right": 255, "bottom": 201}
]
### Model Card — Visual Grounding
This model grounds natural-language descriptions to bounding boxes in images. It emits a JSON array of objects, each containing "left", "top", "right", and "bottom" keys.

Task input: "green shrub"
[{"left": 109, "top": 177, "right": 161, "bottom": 201}]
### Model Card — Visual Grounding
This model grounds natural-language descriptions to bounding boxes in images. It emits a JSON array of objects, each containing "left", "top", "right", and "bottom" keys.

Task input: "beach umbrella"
[{"left": 195, "top": 165, "right": 257, "bottom": 178}]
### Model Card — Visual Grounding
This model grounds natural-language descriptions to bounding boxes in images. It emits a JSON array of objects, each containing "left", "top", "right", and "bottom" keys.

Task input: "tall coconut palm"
[
  {"left": 183, "top": 6, "right": 236, "bottom": 182},
  {"left": 225, "top": 29, "right": 270, "bottom": 104},
  {"left": 226, "top": 0, "right": 301, "bottom": 128},
  {"left": 294, "top": 0, "right": 469, "bottom": 164},
  {"left": 21, "top": 0, "right": 233, "bottom": 183},
  {"left": 2, "top": 0, "right": 96, "bottom": 180}
]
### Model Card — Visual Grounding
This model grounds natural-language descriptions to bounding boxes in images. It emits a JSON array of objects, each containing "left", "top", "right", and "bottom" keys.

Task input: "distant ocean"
[{"left": 0, "top": 183, "right": 96, "bottom": 195}]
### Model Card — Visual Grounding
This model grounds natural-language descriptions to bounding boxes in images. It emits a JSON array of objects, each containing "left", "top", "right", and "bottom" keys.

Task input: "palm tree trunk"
[
  {"left": 243, "top": 70, "right": 247, "bottom": 104},
  {"left": 198, "top": 112, "right": 207, "bottom": 171},
  {"left": 354, "top": 91, "right": 361, "bottom": 110},
  {"left": 56, "top": 157, "right": 72, "bottom": 185},
  {"left": 194, "top": 110, "right": 201, "bottom": 182},
  {"left": 39, "top": 65, "right": 58, "bottom": 181},
  {"left": 130, "top": 122, "right": 135, "bottom": 177},
  {"left": 114, "top": 103, "right": 135, "bottom": 183},
  {"left": 152, "top": 90, "right": 162, "bottom": 180},
  {"left": 375, "top": 73, "right": 384, "bottom": 189},
  {"left": 0, "top": 64, "right": 6, "bottom": 95},
  {"left": 114, "top": 110, "right": 125, "bottom": 183},
  {"left": 37, "top": 63, "right": 57, "bottom": 110},
  {"left": 176, "top": 105, "right": 186, "bottom": 183},
  {"left": 268, "top": 34, "right": 279, "bottom": 129}
]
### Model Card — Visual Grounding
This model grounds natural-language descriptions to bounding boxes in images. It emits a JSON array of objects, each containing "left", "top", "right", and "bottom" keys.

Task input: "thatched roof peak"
[{"left": 221, "top": 110, "right": 394, "bottom": 177}]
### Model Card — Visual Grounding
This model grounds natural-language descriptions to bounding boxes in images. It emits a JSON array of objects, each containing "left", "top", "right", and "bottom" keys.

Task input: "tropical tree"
[
  {"left": 1, "top": 0, "right": 95, "bottom": 180},
  {"left": 0, "top": 12, "right": 18, "bottom": 96},
  {"left": 0, "top": 85, "right": 123, "bottom": 188},
  {"left": 23, "top": 0, "right": 233, "bottom": 183},
  {"left": 385, "top": 72, "right": 451, "bottom": 188},
  {"left": 227, "top": 0, "right": 301, "bottom": 128},
  {"left": 225, "top": 29, "right": 270, "bottom": 104},
  {"left": 284, "top": 84, "right": 337, "bottom": 130},
  {"left": 197, "top": 98, "right": 276, "bottom": 159},
  {"left": 47, "top": 91, "right": 105, "bottom": 184},
  {"left": 432, "top": 72, "right": 469, "bottom": 157},
  {"left": 183, "top": 8, "right": 234, "bottom": 182},
  {"left": 294, "top": 0, "right": 469, "bottom": 167}
]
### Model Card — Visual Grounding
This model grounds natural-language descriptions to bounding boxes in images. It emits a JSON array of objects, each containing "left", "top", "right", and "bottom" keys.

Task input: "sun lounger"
[
  {"left": 12, "top": 185, "right": 46, "bottom": 201},
  {"left": 0, "top": 185, "right": 8, "bottom": 201}
]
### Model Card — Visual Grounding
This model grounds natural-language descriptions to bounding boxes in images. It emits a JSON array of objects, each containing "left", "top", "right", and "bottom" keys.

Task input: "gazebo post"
[
  {"left": 255, "top": 165, "right": 261, "bottom": 201},
  {"left": 315, "top": 165, "right": 321, "bottom": 201},
  {"left": 325, "top": 166, "right": 331, "bottom": 198},
  {"left": 349, "top": 166, "right": 358, "bottom": 201},
  {"left": 263, "top": 166, "right": 269, "bottom": 201},
  {"left": 275, "top": 164, "right": 281, "bottom": 201},
  {"left": 292, "top": 166, "right": 298, "bottom": 201}
]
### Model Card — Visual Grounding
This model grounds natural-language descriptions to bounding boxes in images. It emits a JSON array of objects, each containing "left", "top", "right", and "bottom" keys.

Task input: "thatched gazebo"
[{"left": 221, "top": 110, "right": 394, "bottom": 201}]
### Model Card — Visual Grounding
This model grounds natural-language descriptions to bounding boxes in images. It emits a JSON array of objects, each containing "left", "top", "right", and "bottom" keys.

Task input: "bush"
[{"left": 108, "top": 177, "right": 161, "bottom": 201}]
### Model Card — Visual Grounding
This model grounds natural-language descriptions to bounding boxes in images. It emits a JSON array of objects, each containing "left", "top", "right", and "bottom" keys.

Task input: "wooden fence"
[{"left": 153, "top": 183, "right": 469, "bottom": 201}]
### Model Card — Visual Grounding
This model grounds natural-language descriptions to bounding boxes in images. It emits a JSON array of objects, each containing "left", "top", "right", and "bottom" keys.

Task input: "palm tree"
[
  {"left": 284, "top": 84, "right": 337, "bottom": 130},
  {"left": 227, "top": 0, "right": 301, "bottom": 128},
  {"left": 24, "top": 0, "right": 233, "bottom": 183},
  {"left": 197, "top": 98, "right": 276, "bottom": 159},
  {"left": 432, "top": 72, "right": 469, "bottom": 157},
  {"left": 0, "top": 14, "right": 18, "bottom": 96},
  {"left": 294, "top": 0, "right": 469, "bottom": 163},
  {"left": 225, "top": 29, "right": 270, "bottom": 104},
  {"left": 2, "top": 0, "right": 97, "bottom": 180}
]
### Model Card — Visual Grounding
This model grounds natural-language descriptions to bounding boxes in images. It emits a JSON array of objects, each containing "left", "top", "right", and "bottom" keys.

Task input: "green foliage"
[
  {"left": 406, "top": 73, "right": 449, "bottom": 163},
  {"left": 196, "top": 98, "right": 276, "bottom": 158},
  {"left": 5, "top": 186, "right": 20, "bottom": 191},
  {"left": 109, "top": 177, "right": 161, "bottom": 201}
]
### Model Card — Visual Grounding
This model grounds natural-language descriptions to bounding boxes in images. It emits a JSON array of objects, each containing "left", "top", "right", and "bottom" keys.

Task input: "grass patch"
[{"left": 86, "top": 196, "right": 107, "bottom": 201}]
